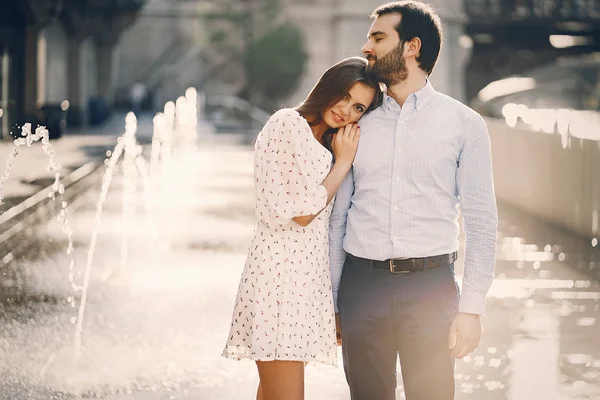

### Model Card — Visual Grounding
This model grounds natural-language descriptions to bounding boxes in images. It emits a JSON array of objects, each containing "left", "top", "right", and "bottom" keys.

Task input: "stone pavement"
[{"left": 0, "top": 137, "right": 599, "bottom": 399}]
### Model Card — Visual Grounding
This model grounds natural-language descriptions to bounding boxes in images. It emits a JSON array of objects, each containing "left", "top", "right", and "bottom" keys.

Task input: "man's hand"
[
  {"left": 335, "top": 313, "right": 342, "bottom": 346},
  {"left": 448, "top": 312, "right": 482, "bottom": 358}
]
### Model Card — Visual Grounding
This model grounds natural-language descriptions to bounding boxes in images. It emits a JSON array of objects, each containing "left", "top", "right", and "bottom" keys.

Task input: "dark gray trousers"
[{"left": 338, "top": 253, "right": 459, "bottom": 400}]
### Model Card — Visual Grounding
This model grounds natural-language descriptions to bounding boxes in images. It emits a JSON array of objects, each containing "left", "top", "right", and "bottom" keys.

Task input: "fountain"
[
  {"left": 0, "top": 88, "right": 201, "bottom": 391},
  {"left": 0, "top": 123, "right": 79, "bottom": 305},
  {"left": 72, "top": 91, "right": 199, "bottom": 359}
]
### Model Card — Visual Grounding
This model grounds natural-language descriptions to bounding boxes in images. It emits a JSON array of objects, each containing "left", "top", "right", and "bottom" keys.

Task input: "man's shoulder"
[
  {"left": 358, "top": 105, "right": 389, "bottom": 125},
  {"left": 435, "top": 93, "right": 482, "bottom": 121}
]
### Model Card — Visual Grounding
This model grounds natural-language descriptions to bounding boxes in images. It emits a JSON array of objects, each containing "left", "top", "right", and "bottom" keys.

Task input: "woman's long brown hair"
[{"left": 295, "top": 56, "right": 383, "bottom": 153}]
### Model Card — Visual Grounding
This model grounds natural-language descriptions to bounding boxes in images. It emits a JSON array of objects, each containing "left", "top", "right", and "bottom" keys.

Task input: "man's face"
[{"left": 362, "top": 13, "right": 408, "bottom": 86}]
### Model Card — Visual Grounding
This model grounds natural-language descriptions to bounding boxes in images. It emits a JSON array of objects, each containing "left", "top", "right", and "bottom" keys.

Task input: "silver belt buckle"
[{"left": 389, "top": 258, "right": 412, "bottom": 274}]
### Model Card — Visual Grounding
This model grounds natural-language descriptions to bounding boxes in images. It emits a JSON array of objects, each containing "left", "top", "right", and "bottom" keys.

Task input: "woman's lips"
[{"left": 332, "top": 111, "right": 344, "bottom": 123}]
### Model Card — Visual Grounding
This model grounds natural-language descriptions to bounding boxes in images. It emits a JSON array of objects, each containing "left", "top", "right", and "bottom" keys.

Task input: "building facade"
[
  {"left": 115, "top": 0, "right": 600, "bottom": 113},
  {"left": 281, "top": 0, "right": 468, "bottom": 106},
  {"left": 0, "top": 0, "right": 145, "bottom": 140},
  {"left": 115, "top": 0, "right": 469, "bottom": 110}
]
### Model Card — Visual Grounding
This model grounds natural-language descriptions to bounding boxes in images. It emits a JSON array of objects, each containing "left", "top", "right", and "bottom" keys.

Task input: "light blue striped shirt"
[{"left": 329, "top": 81, "right": 498, "bottom": 316}]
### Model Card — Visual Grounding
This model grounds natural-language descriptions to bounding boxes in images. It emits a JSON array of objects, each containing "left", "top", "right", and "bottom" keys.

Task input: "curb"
[{"left": 0, "top": 161, "right": 106, "bottom": 266}]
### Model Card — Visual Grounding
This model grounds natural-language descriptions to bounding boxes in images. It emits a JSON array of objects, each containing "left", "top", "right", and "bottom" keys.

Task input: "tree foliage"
[{"left": 244, "top": 24, "right": 307, "bottom": 107}]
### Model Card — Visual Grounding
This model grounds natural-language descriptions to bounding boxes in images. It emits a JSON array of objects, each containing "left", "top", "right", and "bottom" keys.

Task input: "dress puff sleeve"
[{"left": 254, "top": 108, "right": 329, "bottom": 227}]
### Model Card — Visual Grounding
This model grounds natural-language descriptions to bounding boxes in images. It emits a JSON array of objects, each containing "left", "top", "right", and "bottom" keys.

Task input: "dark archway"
[{"left": 0, "top": 0, "right": 27, "bottom": 139}]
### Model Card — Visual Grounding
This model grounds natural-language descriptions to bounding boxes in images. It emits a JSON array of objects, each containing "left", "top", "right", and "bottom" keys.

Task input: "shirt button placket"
[{"left": 391, "top": 112, "right": 406, "bottom": 249}]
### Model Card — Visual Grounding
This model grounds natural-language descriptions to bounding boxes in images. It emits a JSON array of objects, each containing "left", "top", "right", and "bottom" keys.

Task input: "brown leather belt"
[{"left": 368, "top": 252, "right": 458, "bottom": 274}]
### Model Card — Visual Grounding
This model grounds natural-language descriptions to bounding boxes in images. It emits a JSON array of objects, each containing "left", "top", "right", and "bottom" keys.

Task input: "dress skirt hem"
[{"left": 221, "top": 345, "right": 338, "bottom": 367}]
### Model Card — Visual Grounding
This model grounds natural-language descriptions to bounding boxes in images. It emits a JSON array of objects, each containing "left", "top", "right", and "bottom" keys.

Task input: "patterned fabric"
[
  {"left": 222, "top": 108, "right": 338, "bottom": 366},
  {"left": 329, "top": 81, "right": 498, "bottom": 316}
]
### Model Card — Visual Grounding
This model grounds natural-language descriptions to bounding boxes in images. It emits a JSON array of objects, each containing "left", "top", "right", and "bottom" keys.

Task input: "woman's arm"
[
  {"left": 292, "top": 123, "right": 359, "bottom": 226},
  {"left": 292, "top": 160, "right": 352, "bottom": 226}
]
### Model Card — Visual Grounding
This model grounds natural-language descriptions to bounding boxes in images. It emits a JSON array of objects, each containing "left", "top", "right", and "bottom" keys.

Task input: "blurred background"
[
  {"left": 0, "top": 0, "right": 599, "bottom": 399},
  {"left": 1, "top": 0, "right": 599, "bottom": 136}
]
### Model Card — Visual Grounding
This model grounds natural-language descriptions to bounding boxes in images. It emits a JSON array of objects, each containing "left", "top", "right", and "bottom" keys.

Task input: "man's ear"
[{"left": 404, "top": 37, "right": 422, "bottom": 58}]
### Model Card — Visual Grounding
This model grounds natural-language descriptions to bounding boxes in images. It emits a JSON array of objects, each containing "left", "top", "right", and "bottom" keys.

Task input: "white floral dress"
[{"left": 222, "top": 108, "right": 337, "bottom": 366}]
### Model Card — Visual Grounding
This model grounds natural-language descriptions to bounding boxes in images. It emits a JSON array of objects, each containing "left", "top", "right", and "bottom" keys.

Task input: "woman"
[{"left": 222, "top": 56, "right": 383, "bottom": 399}]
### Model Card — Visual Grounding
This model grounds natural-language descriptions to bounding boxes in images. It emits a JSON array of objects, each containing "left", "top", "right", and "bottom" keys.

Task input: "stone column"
[
  {"left": 285, "top": 3, "right": 337, "bottom": 106},
  {"left": 432, "top": 20, "right": 470, "bottom": 102},
  {"left": 66, "top": 35, "right": 87, "bottom": 126},
  {"left": 97, "top": 38, "right": 120, "bottom": 106},
  {"left": 428, "top": 0, "right": 469, "bottom": 102},
  {"left": 23, "top": 25, "right": 40, "bottom": 121}
]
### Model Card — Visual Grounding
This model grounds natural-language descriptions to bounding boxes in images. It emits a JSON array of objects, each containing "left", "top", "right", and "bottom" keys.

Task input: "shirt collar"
[
  {"left": 383, "top": 93, "right": 399, "bottom": 113},
  {"left": 383, "top": 79, "right": 436, "bottom": 113}
]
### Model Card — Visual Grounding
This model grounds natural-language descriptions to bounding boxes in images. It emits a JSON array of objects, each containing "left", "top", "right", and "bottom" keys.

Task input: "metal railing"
[{"left": 0, "top": 161, "right": 105, "bottom": 266}]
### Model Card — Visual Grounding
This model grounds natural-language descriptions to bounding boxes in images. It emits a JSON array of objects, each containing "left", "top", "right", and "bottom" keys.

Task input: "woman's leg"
[
  {"left": 257, "top": 382, "right": 264, "bottom": 400},
  {"left": 256, "top": 360, "right": 304, "bottom": 400}
]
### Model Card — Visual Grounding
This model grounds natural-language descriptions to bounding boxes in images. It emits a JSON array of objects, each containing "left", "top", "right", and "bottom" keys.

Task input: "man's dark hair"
[{"left": 372, "top": 1, "right": 443, "bottom": 75}]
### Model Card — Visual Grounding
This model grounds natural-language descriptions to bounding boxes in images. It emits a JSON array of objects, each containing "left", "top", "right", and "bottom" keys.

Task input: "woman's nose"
[{"left": 341, "top": 103, "right": 352, "bottom": 116}]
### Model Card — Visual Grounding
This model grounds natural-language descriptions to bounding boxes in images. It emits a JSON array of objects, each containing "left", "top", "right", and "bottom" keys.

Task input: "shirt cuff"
[
  {"left": 458, "top": 288, "right": 487, "bottom": 316},
  {"left": 333, "top": 290, "right": 339, "bottom": 313}
]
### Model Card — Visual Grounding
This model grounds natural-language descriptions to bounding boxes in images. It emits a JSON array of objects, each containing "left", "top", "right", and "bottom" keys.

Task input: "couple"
[{"left": 222, "top": 2, "right": 498, "bottom": 399}]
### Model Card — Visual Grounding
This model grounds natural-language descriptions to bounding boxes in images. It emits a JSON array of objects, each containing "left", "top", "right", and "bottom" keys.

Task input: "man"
[{"left": 329, "top": 2, "right": 498, "bottom": 399}]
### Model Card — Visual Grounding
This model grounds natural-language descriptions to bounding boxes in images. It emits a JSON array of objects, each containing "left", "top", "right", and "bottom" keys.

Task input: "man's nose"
[{"left": 361, "top": 41, "right": 372, "bottom": 56}]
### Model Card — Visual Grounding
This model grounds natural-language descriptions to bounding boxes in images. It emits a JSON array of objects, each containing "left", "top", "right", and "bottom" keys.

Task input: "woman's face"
[{"left": 322, "top": 82, "right": 376, "bottom": 129}]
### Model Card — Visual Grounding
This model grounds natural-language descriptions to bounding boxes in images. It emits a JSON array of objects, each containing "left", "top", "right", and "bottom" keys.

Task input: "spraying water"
[{"left": 0, "top": 123, "right": 79, "bottom": 305}]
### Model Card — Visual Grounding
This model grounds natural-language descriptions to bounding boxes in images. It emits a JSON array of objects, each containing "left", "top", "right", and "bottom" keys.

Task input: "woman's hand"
[
  {"left": 331, "top": 123, "right": 360, "bottom": 167},
  {"left": 292, "top": 123, "right": 360, "bottom": 226},
  {"left": 335, "top": 313, "right": 342, "bottom": 346}
]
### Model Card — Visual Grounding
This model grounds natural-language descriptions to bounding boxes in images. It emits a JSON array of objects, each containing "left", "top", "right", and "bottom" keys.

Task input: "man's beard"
[{"left": 366, "top": 41, "right": 409, "bottom": 86}]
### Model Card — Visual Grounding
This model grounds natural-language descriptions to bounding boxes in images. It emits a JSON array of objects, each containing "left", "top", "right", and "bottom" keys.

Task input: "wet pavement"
[{"left": 0, "top": 139, "right": 599, "bottom": 399}]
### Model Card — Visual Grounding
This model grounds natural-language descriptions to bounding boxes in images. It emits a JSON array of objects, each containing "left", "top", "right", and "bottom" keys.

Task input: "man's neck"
[{"left": 387, "top": 70, "right": 428, "bottom": 107}]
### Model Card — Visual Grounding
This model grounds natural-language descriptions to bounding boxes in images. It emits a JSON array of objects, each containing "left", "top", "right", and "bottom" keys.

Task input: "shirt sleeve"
[
  {"left": 456, "top": 114, "right": 498, "bottom": 316},
  {"left": 254, "top": 109, "right": 329, "bottom": 227},
  {"left": 329, "top": 167, "right": 354, "bottom": 312}
]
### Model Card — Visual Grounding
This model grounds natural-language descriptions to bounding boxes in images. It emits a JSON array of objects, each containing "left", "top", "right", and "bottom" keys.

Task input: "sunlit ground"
[{"left": 0, "top": 141, "right": 598, "bottom": 399}]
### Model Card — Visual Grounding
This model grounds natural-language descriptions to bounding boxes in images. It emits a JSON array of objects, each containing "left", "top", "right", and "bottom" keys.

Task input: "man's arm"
[
  {"left": 450, "top": 114, "right": 498, "bottom": 358},
  {"left": 456, "top": 114, "right": 498, "bottom": 317},
  {"left": 329, "top": 167, "right": 355, "bottom": 313}
]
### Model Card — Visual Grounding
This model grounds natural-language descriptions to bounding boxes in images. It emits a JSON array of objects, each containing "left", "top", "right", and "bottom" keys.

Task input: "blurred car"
[
  {"left": 472, "top": 53, "right": 600, "bottom": 117},
  {"left": 471, "top": 53, "right": 600, "bottom": 140},
  {"left": 204, "top": 95, "right": 270, "bottom": 135}
]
